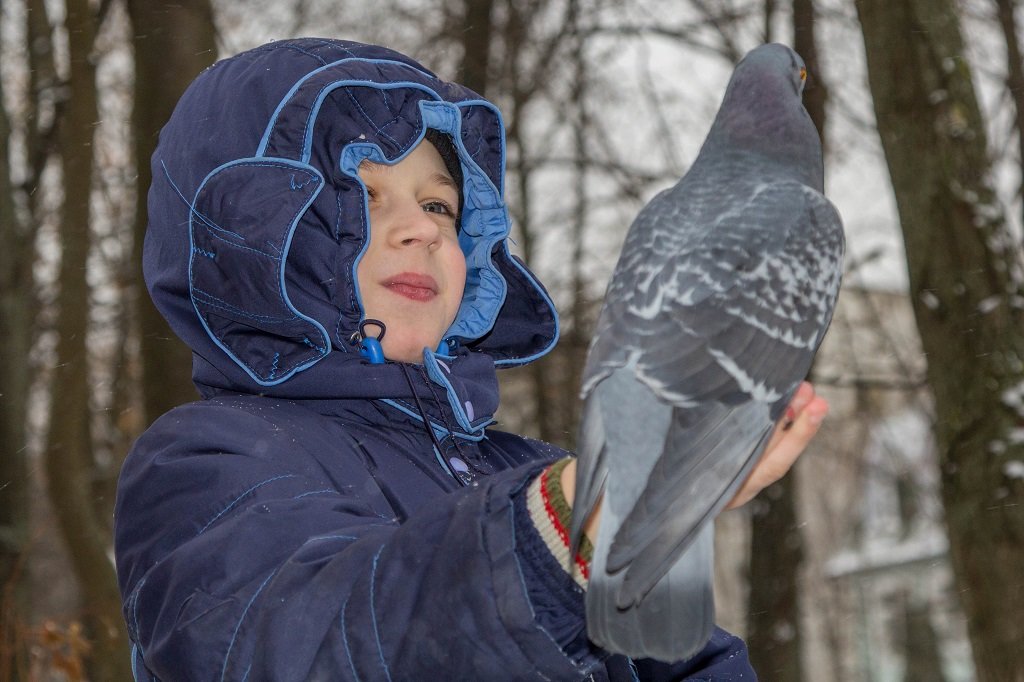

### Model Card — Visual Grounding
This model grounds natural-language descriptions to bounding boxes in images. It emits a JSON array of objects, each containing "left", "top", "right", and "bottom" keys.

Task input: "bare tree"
[
  {"left": 564, "top": 0, "right": 590, "bottom": 448},
  {"left": 125, "top": 0, "right": 216, "bottom": 427},
  {"left": 793, "top": 0, "right": 828, "bottom": 154},
  {"left": 0, "top": 0, "right": 61, "bottom": 675},
  {"left": 857, "top": 0, "right": 1024, "bottom": 678},
  {"left": 994, "top": 0, "right": 1024, "bottom": 229},
  {"left": 491, "top": 0, "right": 588, "bottom": 446},
  {"left": 458, "top": 0, "right": 496, "bottom": 96},
  {"left": 0, "top": 16, "right": 32, "bottom": 682},
  {"left": 746, "top": 475, "right": 804, "bottom": 679},
  {"left": 901, "top": 594, "right": 949, "bottom": 682},
  {"left": 44, "top": 0, "right": 132, "bottom": 677},
  {"left": 743, "top": 4, "right": 835, "bottom": 676}
]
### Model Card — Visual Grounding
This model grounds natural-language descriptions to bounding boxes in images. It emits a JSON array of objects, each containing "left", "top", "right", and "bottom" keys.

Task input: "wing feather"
[{"left": 582, "top": 180, "right": 843, "bottom": 608}]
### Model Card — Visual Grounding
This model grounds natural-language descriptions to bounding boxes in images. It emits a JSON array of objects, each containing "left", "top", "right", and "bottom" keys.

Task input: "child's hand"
[
  {"left": 724, "top": 381, "right": 827, "bottom": 510},
  {"left": 563, "top": 381, "right": 827, "bottom": 543}
]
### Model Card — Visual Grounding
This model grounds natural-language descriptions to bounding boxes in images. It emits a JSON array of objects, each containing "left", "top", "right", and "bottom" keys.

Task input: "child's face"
[{"left": 356, "top": 140, "right": 467, "bottom": 363}]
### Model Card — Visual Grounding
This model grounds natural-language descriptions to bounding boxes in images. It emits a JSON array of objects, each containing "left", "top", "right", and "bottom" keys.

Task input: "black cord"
[
  {"left": 399, "top": 363, "right": 471, "bottom": 486},
  {"left": 418, "top": 364, "right": 485, "bottom": 476}
]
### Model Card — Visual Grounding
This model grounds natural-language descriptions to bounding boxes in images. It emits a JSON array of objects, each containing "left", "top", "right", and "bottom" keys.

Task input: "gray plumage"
[{"left": 569, "top": 43, "right": 845, "bottom": 662}]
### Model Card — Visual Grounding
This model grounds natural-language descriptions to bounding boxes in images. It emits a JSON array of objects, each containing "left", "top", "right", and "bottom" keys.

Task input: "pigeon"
[{"left": 569, "top": 43, "right": 845, "bottom": 662}]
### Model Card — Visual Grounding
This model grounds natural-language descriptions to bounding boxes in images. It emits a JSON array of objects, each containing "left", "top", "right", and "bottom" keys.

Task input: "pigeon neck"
[{"left": 704, "top": 99, "right": 824, "bottom": 191}]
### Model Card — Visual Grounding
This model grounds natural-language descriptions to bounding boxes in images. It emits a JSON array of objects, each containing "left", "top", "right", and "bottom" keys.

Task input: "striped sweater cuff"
[{"left": 525, "top": 457, "right": 593, "bottom": 589}]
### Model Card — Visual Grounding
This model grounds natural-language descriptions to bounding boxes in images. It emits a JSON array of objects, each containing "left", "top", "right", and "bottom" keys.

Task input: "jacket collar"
[{"left": 196, "top": 345, "right": 499, "bottom": 440}]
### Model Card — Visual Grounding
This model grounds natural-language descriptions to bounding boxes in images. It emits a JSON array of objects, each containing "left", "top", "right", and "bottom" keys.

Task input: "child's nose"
[{"left": 387, "top": 201, "right": 441, "bottom": 248}]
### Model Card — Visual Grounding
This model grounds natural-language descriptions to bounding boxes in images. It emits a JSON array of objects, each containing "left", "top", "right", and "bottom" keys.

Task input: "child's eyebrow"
[
  {"left": 432, "top": 172, "right": 458, "bottom": 191},
  {"left": 358, "top": 159, "right": 386, "bottom": 173},
  {"left": 356, "top": 162, "right": 457, "bottom": 191}
]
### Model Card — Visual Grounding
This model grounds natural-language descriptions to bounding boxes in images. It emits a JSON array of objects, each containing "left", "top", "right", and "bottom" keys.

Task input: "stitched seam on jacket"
[
  {"left": 159, "top": 160, "right": 242, "bottom": 241},
  {"left": 197, "top": 223, "right": 276, "bottom": 258},
  {"left": 292, "top": 489, "right": 338, "bottom": 499},
  {"left": 368, "top": 545, "right": 393, "bottom": 682},
  {"left": 193, "top": 209, "right": 244, "bottom": 240},
  {"left": 343, "top": 87, "right": 402, "bottom": 148},
  {"left": 194, "top": 160, "right": 316, "bottom": 257},
  {"left": 192, "top": 290, "right": 300, "bottom": 323},
  {"left": 281, "top": 43, "right": 329, "bottom": 64},
  {"left": 198, "top": 475, "right": 299, "bottom": 535},
  {"left": 129, "top": 576, "right": 148, "bottom": 657},
  {"left": 307, "top": 534, "right": 358, "bottom": 542},
  {"left": 221, "top": 569, "right": 277, "bottom": 682},
  {"left": 339, "top": 595, "right": 361, "bottom": 681}
]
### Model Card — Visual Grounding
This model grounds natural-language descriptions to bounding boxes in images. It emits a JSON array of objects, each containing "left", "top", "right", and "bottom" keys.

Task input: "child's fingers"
[
  {"left": 725, "top": 385, "right": 828, "bottom": 510},
  {"left": 784, "top": 381, "right": 815, "bottom": 427},
  {"left": 766, "top": 381, "right": 814, "bottom": 451},
  {"left": 761, "top": 395, "right": 828, "bottom": 480}
]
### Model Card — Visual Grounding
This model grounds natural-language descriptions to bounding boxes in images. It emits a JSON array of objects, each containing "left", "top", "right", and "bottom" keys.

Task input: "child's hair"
[{"left": 424, "top": 128, "right": 464, "bottom": 228}]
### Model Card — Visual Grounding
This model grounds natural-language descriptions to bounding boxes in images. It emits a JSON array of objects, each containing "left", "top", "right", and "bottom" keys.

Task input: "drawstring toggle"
[{"left": 356, "top": 319, "right": 387, "bottom": 364}]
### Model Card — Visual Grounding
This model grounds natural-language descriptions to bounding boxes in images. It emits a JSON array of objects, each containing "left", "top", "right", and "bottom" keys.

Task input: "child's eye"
[{"left": 422, "top": 200, "right": 456, "bottom": 219}]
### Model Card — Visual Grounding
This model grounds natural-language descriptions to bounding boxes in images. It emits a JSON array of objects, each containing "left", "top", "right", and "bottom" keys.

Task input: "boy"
[{"left": 115, "top": 37, "right": 825, "bottom": 680}]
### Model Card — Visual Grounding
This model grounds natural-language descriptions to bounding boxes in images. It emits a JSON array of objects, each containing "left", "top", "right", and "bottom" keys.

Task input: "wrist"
[
  {"left": 560, "top": 458, "right": 602, "bottom": 545},
  {"left": 525, "top": 458, "right": 593, "bottom": 588}
]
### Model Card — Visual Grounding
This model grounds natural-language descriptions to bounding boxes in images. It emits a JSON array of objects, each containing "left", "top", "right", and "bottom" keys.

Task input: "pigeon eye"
[{"left": 799, "top": 67, "right": 807, "bottom": 82}]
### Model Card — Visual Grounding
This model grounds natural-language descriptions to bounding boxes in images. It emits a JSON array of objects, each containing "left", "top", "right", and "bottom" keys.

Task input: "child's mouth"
[{"left": 384, "top": 273, "right": 438, "bottom": 302}]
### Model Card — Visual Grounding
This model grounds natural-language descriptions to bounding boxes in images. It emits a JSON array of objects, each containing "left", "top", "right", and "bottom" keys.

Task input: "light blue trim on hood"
[
  {"left": 256, "top": 57, "right": 438, "bottom": 159},
  {"left": 338, "top": 98, "right": 514, "bottom": 348},
  {"left": 493, "top": 244, "right": 561, "bottom": 367}
]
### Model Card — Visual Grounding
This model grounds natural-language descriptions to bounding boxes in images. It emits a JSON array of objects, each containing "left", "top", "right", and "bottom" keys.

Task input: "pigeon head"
[
  {"left": 742, "top": 43, "right": 808, "bottom": 97},
  {"left": 703, "top": 43, "right": 823, "bottom": 190}
]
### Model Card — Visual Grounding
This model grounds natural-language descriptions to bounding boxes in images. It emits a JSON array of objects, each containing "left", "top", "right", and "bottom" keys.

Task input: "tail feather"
[
  {"left": 586, "top": 523, "right": 715, "bottom": 662},
  {"left": 615, "top": 424, "right": 770, "bottom": 608},
  {"left": 607, "top": 401, "right": 771, "bottom": 584}
]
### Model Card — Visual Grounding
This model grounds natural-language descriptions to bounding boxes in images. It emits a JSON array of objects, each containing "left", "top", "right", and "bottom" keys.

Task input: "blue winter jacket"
[{"left": 114, "top": 38, "right": 756, "bottom": 680}]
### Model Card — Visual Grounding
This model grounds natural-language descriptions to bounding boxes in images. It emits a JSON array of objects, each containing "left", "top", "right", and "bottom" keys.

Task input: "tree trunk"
[
  {"left": 46, "top": 1, "right": 131, "bottom": 678},
  {"left": 458, "top": 0, "right": 495, "bottom": 96},
  {"left": 792, "top": 0, "right": 828, "bottom": 151},
  {"left": 124, "top": 0, "right": 215, "bottom": 426},
  {"left": 746, "top": 477, "right": 804, "bottom": 679},
  {"left": 0, "top": 14, "right": 32, "bottom": 682},
  {"left": 902, "top": 595, "right": 948, "bottom": 682},
  {"left": 497, "top": 0, "right": 559, "bottom": 443},
  {"left": 517, "top": 163, "right": 562, "bottom": 443},
  {"left": 744, "top": 5, "right": 828, "bottom": 677},
  {"left": 856, "top": 1, "right": 1024, "bottom": 679},
  {"left": 994, "top": 0, "right": 1024, "bottom": 230},
  {"left": 0, "top": 0, "right": 61, "bottom": 675},
  {"left": 565, "top": 0, "right": 587, "bottom": 450}
]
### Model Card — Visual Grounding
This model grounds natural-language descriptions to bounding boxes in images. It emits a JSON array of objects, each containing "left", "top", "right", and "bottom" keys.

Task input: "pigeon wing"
[{"left": 590, "top": 180, "right": 844, "bottom": 605}]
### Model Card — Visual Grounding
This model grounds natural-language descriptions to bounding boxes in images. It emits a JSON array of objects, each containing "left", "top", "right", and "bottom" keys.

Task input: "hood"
[{"left": 144, "top": 38, "right": 558, "bottom": 408}]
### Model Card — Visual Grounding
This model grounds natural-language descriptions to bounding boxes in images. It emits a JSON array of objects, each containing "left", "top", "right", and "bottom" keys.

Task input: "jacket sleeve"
[
  {"left": 510, "top": 461, "right": 756, "bottom": 681},
  {"left": 114, "top": 401, "right": 605, "bottom": 681}
]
